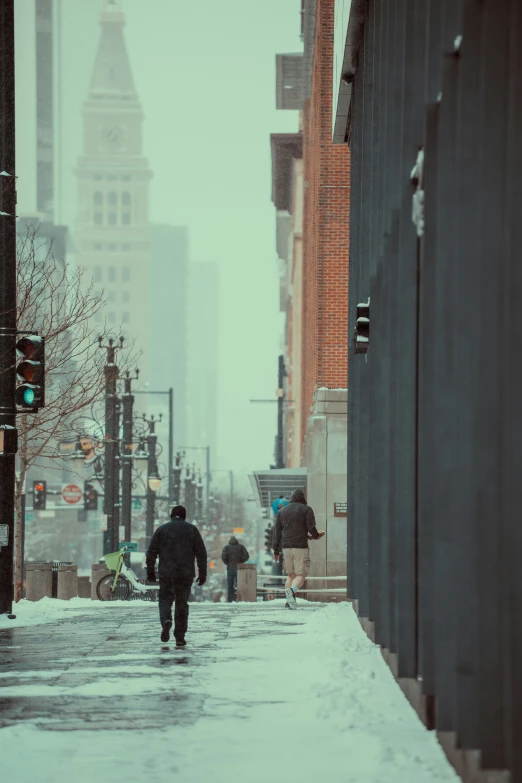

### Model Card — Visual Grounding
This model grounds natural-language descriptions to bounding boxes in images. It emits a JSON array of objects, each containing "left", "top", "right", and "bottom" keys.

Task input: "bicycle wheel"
[{"left": 96, "top": 574, "right": 131, "bottom": 601}]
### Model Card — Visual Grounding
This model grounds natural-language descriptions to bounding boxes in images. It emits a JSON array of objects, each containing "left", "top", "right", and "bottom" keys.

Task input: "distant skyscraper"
[
  {"left": 74, "top": 0, "right": 153, "bottom": 381},
  {"left": 148, "top": 224, "right": 188, "bottom": 449},
  {"left": 186, "top": 262, "right": 219, "bottom": 466}
]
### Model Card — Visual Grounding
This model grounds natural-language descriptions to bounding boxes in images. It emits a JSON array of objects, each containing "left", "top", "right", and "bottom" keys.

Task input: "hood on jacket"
[
  {"left": 229, "top": 537, "right": 239, "bottom": 545},
  {"left": 290, "top": 489, "right": 306, "bottom": 504}
]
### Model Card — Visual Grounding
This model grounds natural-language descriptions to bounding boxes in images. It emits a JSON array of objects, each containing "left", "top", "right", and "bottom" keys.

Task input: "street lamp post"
[
  {"left": 143, "top": 414, "right": 160, "bottom": 547},
  {"left": 121, "top": 370, "right": 138, "bottom": 545},
  {"left": 134, "top": 388, "right": 174, "bottom": 503},
  {"left": 177, "top": 445, "right": 211, "bottom": 509},
  {"left": 99, "top": 336, "right": 123, "bottom": 554}
]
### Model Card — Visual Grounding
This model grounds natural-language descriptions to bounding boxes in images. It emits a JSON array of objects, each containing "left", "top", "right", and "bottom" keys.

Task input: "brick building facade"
[{"left": 270, "top": 0, "right": 350, "bottom": 586}]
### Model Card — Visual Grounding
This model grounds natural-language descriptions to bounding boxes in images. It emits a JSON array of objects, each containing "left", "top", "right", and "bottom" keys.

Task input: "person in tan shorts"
[{"left": 273, "top": 489, "right": 325, "bottom": 609}]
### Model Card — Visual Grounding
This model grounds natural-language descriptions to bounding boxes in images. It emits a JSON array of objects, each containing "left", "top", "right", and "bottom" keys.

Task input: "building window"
[
  {"left": 108, "top": 311, "right": 116, "bottom": 324},
  {"left": 108, "top": 175, "right": 117, "bottom": 181},
  {"left": 122, "top": 191, "right": 131, "bottom": 206},
  {"left": 108, "top": 291, "right": 116, "bottom": 303},
  {"left": 94, "top": 243, "right": 102, "bottom": 251},
  {"left": 108, "top": 212, "right": 117, "bottom": 225},
  {"left": 122, "top": 290, "right": 130, "bottom": 303},
  {"left": 122, "top": 212, "right": 131, "bottom": 225},
  {"left": 94, "top": 175, "right": 103, "bottom": 181},
  {"left": 122, "top": 312, "right": 130, "bottom": 323},
  {"left": 122, "top": 243, "right": 130, "bottom": 251},
  {"left": 94, "top": 266, "right": 102, "bottom": 282},
  {"left": 108, "top": 243, "right": 117, "bottom": 252},
  {"left": 108, "top": 191, "right": 118, "bottom": 206},
  {"left": 122, "top": 267, "right": 130, "bottom": 282},
  {"left": 122, "top": 175, "right": 130, "bottom": 181},
  {"left": 109, "top": 267, "right": 117, "bottom": 282},
  {"left": 94, "top": 212, "right": 103, "bottom": 225},
  {"left": 93, "top": 191, "right": 103, "bottom": 206}
]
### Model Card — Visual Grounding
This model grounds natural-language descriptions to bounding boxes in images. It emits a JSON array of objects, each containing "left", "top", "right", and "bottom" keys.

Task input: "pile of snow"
[
  {"left": 0, "top": 597, "right": 136, "bottom": 628},
  {"left": 0, "top": 600, "right": 459, "bottom": 783}
]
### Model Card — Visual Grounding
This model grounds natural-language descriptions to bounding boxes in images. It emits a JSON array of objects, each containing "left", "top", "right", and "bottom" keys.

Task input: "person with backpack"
[
  {"left": 221, "top": 536, "right": 250, "bottom": 602},
  {"left": 273, "top": 488, "right": 325, "bottom": 609}
]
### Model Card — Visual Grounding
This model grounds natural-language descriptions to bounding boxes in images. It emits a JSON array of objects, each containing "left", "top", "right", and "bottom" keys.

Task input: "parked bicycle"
[{"left": 96, "top": 546, "right": 159, "bottom": 602}]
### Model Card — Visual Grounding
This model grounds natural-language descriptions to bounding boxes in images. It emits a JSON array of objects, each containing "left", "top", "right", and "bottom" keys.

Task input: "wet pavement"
[{"left": 0, "top": 602, "right": 317, "bottom": 732}]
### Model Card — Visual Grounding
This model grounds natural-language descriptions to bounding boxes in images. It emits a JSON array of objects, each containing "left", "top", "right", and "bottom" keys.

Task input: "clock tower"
[{"left": 75, "top": 0, "right": 152, "bottom": 379}]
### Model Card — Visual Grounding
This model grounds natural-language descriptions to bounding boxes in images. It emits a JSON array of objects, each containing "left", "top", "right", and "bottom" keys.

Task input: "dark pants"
[
  {"left": 227, "top": 568, "right": 238, "bottom": 602},
  {"left": 158, "top": 578, "right": 192, "bottom": 641}
]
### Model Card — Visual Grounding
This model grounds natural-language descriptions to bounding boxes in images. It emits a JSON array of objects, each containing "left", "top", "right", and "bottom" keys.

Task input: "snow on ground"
[
  {"left": 0, "top": 600, "right": 459, "bottom": 783},
  {"left": 0, "top": 596, "right": 131, "bottom": 627}
]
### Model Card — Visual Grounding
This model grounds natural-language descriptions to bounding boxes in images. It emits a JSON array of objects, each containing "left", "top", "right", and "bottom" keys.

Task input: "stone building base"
[{"left": 301, "top": 388, "right": 347, "bottom": 601}]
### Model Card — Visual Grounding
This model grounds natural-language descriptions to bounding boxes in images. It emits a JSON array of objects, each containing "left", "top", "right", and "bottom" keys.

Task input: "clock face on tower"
[{"left": 100, "top": 125, "right": 125, "bottom": 150}]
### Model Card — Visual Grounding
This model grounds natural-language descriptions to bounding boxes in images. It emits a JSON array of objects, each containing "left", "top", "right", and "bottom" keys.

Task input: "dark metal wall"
[{"left": 347, "top": 0, "right": 522, "bottom": 778}]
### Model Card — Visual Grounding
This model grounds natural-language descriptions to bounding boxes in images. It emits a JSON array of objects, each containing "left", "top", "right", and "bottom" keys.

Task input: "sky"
[{"left": 15, "top": 0, "right": 302, "bottom": 490}]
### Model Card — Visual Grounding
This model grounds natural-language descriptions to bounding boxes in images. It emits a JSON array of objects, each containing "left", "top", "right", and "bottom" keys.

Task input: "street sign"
[
  {"left": 132, "top": 498, "right": 142, "bottom": 510},
  {"left": 62, "top": 483, "right": 83, "bottom": 504},
  {"left": 120, "top": 542, "right": 138, "bottom": 551},
  {"left": 0, "top": 525, "right": 8, "bottom": 546},
  {"left": 334, "top": 502, "right": 347, "bottom": 518},
  {"left": 233, "top": 527, "right": 245, "bottom": 534}
]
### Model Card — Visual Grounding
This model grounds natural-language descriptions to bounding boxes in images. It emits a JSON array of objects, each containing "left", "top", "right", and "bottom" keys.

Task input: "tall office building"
[{"left": 186, "top": 262, "right": 219, "bottom": 467}]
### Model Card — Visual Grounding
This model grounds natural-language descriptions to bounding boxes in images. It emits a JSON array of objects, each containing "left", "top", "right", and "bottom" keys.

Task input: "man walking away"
[
  {"left": 221, "top": 536, "right": 249, "bottom": 602},
  {"left": 273, "top": 489, "right": 325, "bottom": 609},
  {"left": 146, "top": 505, "right": 207, "bottom": 646}
]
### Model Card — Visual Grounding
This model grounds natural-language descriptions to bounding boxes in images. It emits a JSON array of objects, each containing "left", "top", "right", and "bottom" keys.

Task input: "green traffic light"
[{"left": 23, "top": 387, "right": 35, "bottom": 406}]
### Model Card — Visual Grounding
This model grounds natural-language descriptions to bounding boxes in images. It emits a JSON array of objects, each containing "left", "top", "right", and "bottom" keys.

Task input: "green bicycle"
[{"left": 96, "top": 546, "right": 159, "bottom": 601}]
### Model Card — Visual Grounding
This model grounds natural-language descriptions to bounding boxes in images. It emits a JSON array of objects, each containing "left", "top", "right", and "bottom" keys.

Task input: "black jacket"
[
  {"left": 273, "top": 489, "right": 320, "bottom": 555},
  {"left": 221, "top": 537, "right": 249, "bottom": 569},
  {"left": 146, "top": 517, "right": 207, "bottom": 582}
]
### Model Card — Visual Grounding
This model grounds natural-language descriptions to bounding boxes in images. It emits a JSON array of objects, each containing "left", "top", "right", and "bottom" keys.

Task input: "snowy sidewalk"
[{"left": 0, "top": 599, "right": 459, "bottom": 783}]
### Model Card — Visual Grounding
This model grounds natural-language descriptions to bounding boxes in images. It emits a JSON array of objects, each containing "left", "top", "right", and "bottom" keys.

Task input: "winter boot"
[
  {"left": 284, "top": 587, "right": 297, "bottom": 610},
  {"left": 176, "top": 638, "right": 187, "bottom": 648},
  {"left": 160, "top": 620, "right": 172, "bottom": 643}
]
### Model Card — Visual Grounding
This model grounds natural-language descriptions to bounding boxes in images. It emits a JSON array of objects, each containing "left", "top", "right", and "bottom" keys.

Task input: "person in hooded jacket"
[
  {"left": 273, "top": 488, "right": 325, "bottom": 609},
  {"left": 146, "top": 505, "right": 207, "bottom": 646},
  {"left": 221, "top": 537, "right": 250, "bottom": 602}
]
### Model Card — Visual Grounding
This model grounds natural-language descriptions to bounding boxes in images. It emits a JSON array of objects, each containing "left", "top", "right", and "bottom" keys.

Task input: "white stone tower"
[{"left": 75, "top": 0, "right": 152, "bottom": 379}]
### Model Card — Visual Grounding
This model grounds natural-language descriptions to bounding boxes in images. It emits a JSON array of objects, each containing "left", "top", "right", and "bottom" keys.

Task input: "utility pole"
[
  {"left": 0, "top": 0, "right": 18, "bottom": 618},
  {"left": 100, "top": 337, "right": 122, "bottom": 554},
  {"left": 121, "top": 370, "right": 138, "bottom": 544}
]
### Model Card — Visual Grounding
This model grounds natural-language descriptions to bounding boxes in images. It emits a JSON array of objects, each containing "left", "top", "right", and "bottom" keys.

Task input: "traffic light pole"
[
  {"left": 0, "top": 0, "right": 18, "bottom": 618},
  {"left": 121, "top": 371, "right": 137, "bottom": 544}
]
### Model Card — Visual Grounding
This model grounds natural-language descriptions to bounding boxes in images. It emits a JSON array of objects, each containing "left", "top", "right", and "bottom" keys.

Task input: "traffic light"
[
  {"left": 264, "top": 525, "right": 273, "bottom": 553},
  {"left": 33, "top": 480, "right": 47, "bottom": 510},
  {"left": 353, "top": 300, "right": 370, "bottom": 354},
  {"left": 84, "top": 482, "right": 98, "bottom": 511},
  {"left": 16, "top": 334, "right": 45, "bottom": 411}
]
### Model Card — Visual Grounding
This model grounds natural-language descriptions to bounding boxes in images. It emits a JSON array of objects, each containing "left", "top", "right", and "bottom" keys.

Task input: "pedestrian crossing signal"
[
  {"left": 33, "top": 480, "right": 47, "bottom": 510},
  {"left": 16, "top": 334, "right": 45, "bottom": 411},
  {"left": 84, "top": 482, "right": 98, "bottom": 511},
  {"left": 264, "top": 525, "right": 273, "bottom": 553}
]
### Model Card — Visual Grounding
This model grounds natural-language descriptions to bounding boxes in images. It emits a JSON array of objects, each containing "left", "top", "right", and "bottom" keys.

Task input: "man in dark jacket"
[
  {"left": 146, "top": 505, "right": 207, "bottom": 646},
  {"left": 221, "top": 537, "right": 249, "bottom": 602},
  {"left": 273, "top": 488, "right": 325, "bottom": 609}
]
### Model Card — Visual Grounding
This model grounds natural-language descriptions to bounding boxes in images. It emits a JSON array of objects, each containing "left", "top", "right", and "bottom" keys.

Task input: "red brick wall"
[{"left": 300, "top": 0, "right": 350, "bottom": 448}]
